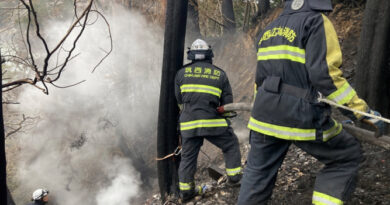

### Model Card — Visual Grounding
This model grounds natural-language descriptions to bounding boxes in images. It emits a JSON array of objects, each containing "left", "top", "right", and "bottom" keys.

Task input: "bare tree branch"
[
  {"left": 5, "top": 114, "right": 37, "bottom": 139},
  {"left": 2, "top": 0, "right": 111, "bottom": 94},
  {"left": 50, "top": 80, "right": 86, "bottom": 89},
  {"left": 91, "top": 10, "right": 112, "bottom": 73},
  {"left": 51, "top": 1, "right": 92, "bottom": 83}
]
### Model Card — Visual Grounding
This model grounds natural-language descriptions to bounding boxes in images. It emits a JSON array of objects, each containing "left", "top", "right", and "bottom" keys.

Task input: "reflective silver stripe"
[
  {"left": 181, "top": 86, "right": 221, "bottom": 96},
  {"left": 257, "top": 50, "right": 305, "bottom": 59},
  {"left": 179, "top": 182, "right": 192, "bottom": 191},
  {"left": 332, "top": 85, "right": 354, "bottom": 104},
  {"left": 180, "top": 84, "right": 222, "bottom": 97},
  {"left": 226, "top": 167, "right": 242, "bottom": 176},
  {"left": 323, "top": 122, "right": 342, "bottom": 141},
  {"left": 313, "top": 191, "right": 343, "bottom": 205},
  {"left": 248, "top": 119, "right": 315, "bottom": 140},
  {"left": 181, "top": 121, "right": 227, "bottom": 129},
  {"left": 180, "top": 119, "right": 228, "bottom": 131},
  {"left": 313, "top": 196, "right": 341, "bottom": 205}
]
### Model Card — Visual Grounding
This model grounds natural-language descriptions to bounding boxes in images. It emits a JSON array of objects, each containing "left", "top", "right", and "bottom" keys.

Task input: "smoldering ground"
[{"left": 7, "top": 5, "right": 162, "bottom": 205}]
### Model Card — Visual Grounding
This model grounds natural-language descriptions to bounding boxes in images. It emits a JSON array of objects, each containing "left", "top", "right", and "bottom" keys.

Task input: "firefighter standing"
[
  {"left": 175, "top": 39, "right": 242, "bottom": 202},
  {"left": 237, "top": 0, "right": 385, "bottom": 204}
]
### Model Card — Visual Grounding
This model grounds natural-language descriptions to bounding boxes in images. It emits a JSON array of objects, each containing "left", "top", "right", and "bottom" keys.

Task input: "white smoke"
[
  {"left": 96, "top": 158, "right": 140, "bottom": 205},
  {"left": 8, "top": 4, "right": 162, "bottom": 205}
]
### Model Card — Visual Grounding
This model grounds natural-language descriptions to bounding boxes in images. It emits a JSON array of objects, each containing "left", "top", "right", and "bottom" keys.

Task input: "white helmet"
[
  {"left": 187, "top": 39, "right": 214, "bottom": 61},
  {"left": 190, "top": 39, "right": 210, "bottom": 51},
  {"left": 32, "top": 188, "right": 49, "bottom": 201}
]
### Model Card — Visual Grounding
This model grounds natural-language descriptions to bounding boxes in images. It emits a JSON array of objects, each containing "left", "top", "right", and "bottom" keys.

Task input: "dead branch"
[
  {"left": 2, "top": 0, "right": 111, "bottom": 94},
  {"left": 5, "top": 114, "right": 37, "bottom": 139},
  {"left": 50, "top": 80, "right": 86, "bottom": 89},
  {"left": 91, "top": 10, "right": 113, "bottom": 73}
]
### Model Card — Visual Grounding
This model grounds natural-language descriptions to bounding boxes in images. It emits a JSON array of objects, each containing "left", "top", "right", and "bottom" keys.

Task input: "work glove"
[
  {"left": 217, "top": 106, "right": 225, "bottom": 114},
  {"left": 338, "top": 108, "right": 357, "bottom": 121},
  {"left": 217, "top": 106, "right": 237, "bottom": 118},
  {"left": 361, "top": 109, "right": 386, "bottom": 137}
]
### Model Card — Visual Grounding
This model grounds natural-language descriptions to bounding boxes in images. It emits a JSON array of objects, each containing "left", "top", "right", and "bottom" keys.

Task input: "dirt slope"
[{"left": 145, "top": 4, "right": 390, "bottom": 205}]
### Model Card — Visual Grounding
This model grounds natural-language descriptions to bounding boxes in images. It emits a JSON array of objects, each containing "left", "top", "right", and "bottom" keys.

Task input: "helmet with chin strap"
[{"left": 187, "top": 39, "right": 214, "bottom": 61}]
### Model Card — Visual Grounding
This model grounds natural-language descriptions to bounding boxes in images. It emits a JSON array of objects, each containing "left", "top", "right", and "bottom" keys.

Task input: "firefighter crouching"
[
  {"left": 237, "top": 0, "right": 385, "bottom": 204},
  {"left": 175, "top": 39, "right": 242, "bottom": 202}
]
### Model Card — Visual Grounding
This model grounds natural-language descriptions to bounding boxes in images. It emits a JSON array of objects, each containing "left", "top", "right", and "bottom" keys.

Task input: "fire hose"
[
  {"left": 223, "top": 98, "right": 390, "bottom": 124},
  {"left": 222, "top": 99, "right": 390, "bottom": 150}
]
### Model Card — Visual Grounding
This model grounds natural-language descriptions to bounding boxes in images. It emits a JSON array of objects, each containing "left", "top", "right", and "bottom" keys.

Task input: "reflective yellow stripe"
[
  {"left": 257, "top": 45, "right": 306, "bottom": 64},
  {"left": 254, "top": 83, "right": 258, "bottom": 99},
  {"left": 323, "top": 120, "right": 342, "bottom": 141},
  {"left": 179, "top": 182, "right": 193, "bottom": 191},
  {"left": 197, "top": 185, "right": 202, "bottom": 194},
  {"left": 258, "top": 45, "right": 305, "bottom": 54},
  {"left": 180, "top": 119, "right": 228, "bottom": 131},
  {"left": 180, "top": 84, "right": 222, "bottom": 97},
  {"left": 226, "top": 167, "right": 242, "bottom": 176},
  {"left": 313, "top": 191, "right": 343, "bottom": 205},
  {"left": 248, "top": 117, "right": 316, "bottom": 141},
  {"left": 326, "top": 82, "right": 356, "bottom": 105}
]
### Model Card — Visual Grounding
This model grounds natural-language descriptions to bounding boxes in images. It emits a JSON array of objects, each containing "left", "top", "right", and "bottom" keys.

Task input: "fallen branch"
[{"left": 343, "top": 123, "right": 390, "bottom": 150}]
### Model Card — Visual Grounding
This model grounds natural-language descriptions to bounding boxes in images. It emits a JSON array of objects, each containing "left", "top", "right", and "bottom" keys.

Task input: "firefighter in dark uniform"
[
  {"left": 237, "top": 0, "right": 385, "bottom": 204},
  {"left": 175, "top": 39, "right": 242, "bottom": 202}
]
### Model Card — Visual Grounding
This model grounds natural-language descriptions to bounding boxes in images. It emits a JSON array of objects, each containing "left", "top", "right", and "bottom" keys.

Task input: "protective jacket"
[
  {"left": 175, "top": 60, "right": 233, "bottom": 138},
  {"left": 249, "top": 0, "right": 368, "bottom": 141}
]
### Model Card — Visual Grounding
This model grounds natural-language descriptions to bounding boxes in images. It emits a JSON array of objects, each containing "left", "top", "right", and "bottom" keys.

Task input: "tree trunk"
[
  {"left": 222, "top": 0, "right": 236, "bottom": 35},
  {"left": 7, "top": 186, "right": 15, "bottom": 205},
  {"left": 355, "top": 0, "right": 390, "bottom": 117},
  {"left": 187, "top": 0, "right": 201, "bottom": 41},
  {"left": 0, "top": 51, "right": 7, "bottom": 205},
  {"left": 252, "top": 0, "right": 270, "bottom": 22},
  {"left": 157, "top": 0, "right": 188, "bottom": 202},
  {"left": 243, "top": 2, "right": 251, "bottom": 32}
]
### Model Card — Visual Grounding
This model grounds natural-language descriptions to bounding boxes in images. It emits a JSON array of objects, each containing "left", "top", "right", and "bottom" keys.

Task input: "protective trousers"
[
  {"left": 179, "top": 127, "right": 242, "bottom": 197},
  {"left": 237, "top": 129, "right": 362, "bottom": 205}
]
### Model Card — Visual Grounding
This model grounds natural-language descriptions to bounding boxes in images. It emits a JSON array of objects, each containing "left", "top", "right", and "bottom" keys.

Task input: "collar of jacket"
[
  {"left": 191, "top": 59, "right": 213, "bottom": 64},
  {"left": 281, "top": 0, "right": 332, "bottom": 16}
]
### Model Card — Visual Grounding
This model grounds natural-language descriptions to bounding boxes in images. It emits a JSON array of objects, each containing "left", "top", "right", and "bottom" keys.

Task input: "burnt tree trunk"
[
  {"left": 0, "top": 51, "right": 7, "bottom": 205},
  {"left": 157, "top": 0, "right": 188, "bottom": 202},
  {"left": 222, "top": 0, "right": 236, "bottom": 35},
  {"left": 243, "top": 2, "right": 251, "bottom": 32},
  {"left": 187, "top": 0, "right": 201, "bottom": 41},
  {"left": 355, "top": 0, "right": 390, "bottom": 117},
  {"left": 258, "top": 0, "right": 270, "bottom": 17},
  {"left": 7, "top": 186, "right": 15, "bottom": 205},
  {"left": 252, "top": 0, "right": 270, "bottom": 22}
]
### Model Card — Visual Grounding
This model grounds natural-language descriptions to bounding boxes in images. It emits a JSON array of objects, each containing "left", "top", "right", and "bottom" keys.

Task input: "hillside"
[{"left": 146, "top": 4, "right": 390, "bottom": 205}]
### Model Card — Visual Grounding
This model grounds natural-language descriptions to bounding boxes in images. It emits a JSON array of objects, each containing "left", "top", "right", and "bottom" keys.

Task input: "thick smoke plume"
[{"left": 9, "top": 5, "right": 162, "bottom": 205}]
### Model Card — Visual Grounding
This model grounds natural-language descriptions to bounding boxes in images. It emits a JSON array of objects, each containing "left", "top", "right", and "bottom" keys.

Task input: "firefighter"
[
  {"left": 237, "top": 0, "right": 385, "bottom": 204},
  {"left": 27, "top": 188, "right": 49, "bottom": 205},
  {"left": 175, "top": 39, "right": 242, "bottom": 202}
]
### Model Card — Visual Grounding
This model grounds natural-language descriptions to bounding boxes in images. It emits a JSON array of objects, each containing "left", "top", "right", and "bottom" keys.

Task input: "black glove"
[
  {"left": 338, "top": 108, "right": 357, "bottom": 121},
  {"left": 361, "top": 109, "right": 386, "bottom": 137}
]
